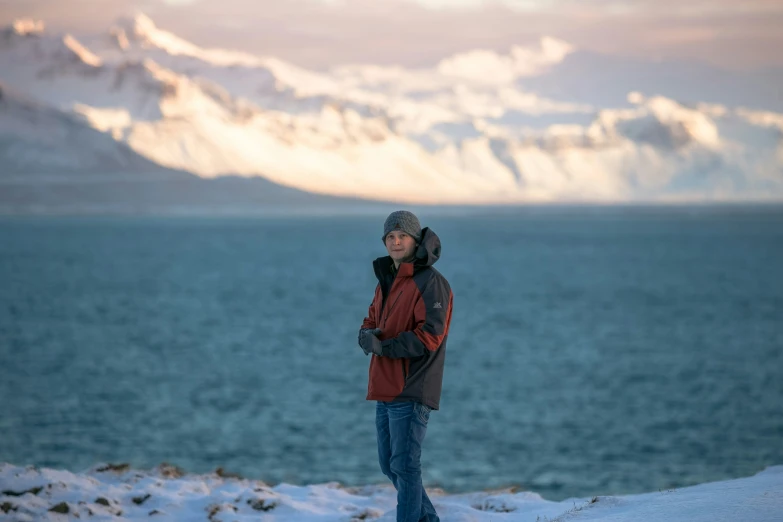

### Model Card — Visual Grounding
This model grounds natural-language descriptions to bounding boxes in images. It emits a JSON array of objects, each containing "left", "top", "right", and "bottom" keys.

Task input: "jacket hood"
[
  {"left": 373, "top": 227, "right": 441, "bottom": 281},
  {"left": 413, "top": 227, "right": 441, "bottom": 268}
]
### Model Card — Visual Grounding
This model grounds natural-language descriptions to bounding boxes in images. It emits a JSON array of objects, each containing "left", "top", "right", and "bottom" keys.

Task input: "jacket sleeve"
[
  {"left": 361, "top": 284, "right": 381, "bottom": 329},
  {"left": 380, "top": 277, "right": 452, "bottom": 359}
]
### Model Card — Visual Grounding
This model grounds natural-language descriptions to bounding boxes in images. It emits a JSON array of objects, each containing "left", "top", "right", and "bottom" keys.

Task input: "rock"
[
  {"left": 472, "top": 498, "right": 517, "bottom": 513},
  {"left": 2, "top": 486, "right": 42, "bottom": 496},
  {"left": 351, "top": 508, "right": 384, "bottom": 521},
  {"left": 132, "top": 493, "right": 151, "bottom": 505},
  {"left": 215, "top": 467, "right": 242, "bottom": 480},
  {"left": 95, "top": 463, "right": 129, "bottom": 473},
  {"left": 157, "top": 463, "right": 185, "bottom": 478},
  {"left": 247, "top": 498, "right": 277, "bottom": 511},
  {"left": 49, "top": 502, "right": 69, "bottom": 514}
]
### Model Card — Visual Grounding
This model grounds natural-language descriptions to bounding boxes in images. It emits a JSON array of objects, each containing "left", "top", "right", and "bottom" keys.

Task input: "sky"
[{"left": 1, "top": 0, "right": 782, "bottom": 70}]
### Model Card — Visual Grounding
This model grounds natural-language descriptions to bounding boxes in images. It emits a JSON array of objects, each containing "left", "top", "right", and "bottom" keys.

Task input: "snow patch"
[
  {"left": 62, "top": 34, "right": 102, "bottom": 67},
  {"left": 9, "top": 19, "right": 45, "bottom": 36},
  {"left": 436, "top": 37, "right": 574, "bottom": 84},
  {"left": 0, "top": 463, "right": 781, "bottom": 522},
  {"left": 112, "top": 13, "right": 267, "bottom": 68}
]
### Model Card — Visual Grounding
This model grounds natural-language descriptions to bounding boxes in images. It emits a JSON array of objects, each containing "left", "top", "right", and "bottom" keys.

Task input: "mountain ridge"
[{"left": 0, "top": 13, "right": 781, "bottom": 207}]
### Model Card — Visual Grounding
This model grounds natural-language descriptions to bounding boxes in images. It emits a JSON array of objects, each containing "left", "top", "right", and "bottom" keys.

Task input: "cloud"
[{"left": 1, "top": 0, "right": 781, "bottom": 70}]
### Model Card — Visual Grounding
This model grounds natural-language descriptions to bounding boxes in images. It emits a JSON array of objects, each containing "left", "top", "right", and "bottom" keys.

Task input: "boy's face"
[{"left": 385, "top": 230, "right": 417, "bottom": 264}]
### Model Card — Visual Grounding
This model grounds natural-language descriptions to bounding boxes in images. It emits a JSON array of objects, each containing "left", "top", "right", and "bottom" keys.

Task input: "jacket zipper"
[
  {"left": 381, "top": 290, "right": 404, "bottom": 327},
  {"left": 379, "top": 285, "right": 408, "bottom": 385}
]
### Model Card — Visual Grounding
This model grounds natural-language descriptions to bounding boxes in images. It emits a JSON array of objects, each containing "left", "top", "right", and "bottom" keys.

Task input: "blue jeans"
[{"left": 376, "top": 401, "right": 440, "bottom": 522}]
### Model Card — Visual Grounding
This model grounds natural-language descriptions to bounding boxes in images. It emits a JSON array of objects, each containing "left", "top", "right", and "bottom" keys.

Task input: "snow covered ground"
[{"left": 1, "top": 462, "right": 781, "bottom": 521}]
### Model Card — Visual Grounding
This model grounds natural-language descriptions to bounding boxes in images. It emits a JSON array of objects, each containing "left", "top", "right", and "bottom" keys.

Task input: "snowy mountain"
[
  {"left": 0, "top": 85, "right": 377, "bottom": 213},
  {"left": 1, "top": 14, "right": 781, "bottom": 207},
  {"left": 0, "top": 85, "right": 185, "bottom": 179}
]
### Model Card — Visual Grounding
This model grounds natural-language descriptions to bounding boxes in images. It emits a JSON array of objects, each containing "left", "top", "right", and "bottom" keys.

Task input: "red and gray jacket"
[{"left": 361, "top": 227, "right": 454, "bottom": 410}]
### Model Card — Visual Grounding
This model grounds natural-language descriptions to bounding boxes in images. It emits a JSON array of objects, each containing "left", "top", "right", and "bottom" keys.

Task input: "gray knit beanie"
[{"left": 382, "top": 210, "right": 422, "bottom": 244}]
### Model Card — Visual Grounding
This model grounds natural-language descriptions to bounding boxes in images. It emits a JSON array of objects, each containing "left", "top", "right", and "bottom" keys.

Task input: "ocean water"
[{"left": 1, "top": 206, "right": 782, "bottom": 501}]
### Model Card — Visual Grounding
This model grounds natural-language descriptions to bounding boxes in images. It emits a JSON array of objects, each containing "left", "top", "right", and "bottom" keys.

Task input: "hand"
[
  {"left": 358, "top": 328, "right": 383, "bottom": 355},
  {"left": 358, "top": 328, "right": 382, "bottom": 355},
  {"left": 360, "top": 329, "right": 384, "bottom": 356}
]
